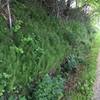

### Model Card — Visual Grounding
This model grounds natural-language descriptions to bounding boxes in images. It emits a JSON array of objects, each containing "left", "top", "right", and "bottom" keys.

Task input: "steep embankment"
[{"left": 0, "top": 1, "right": 95, "bottom": 99}]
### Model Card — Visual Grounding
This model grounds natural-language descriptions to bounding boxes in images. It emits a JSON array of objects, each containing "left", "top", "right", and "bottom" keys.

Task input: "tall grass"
[
  {"left": 0, "top": 0, "right": 95, "bottom": 96},
  {"left": 64, "top": 33, "right": 100, "bottom": 99}
]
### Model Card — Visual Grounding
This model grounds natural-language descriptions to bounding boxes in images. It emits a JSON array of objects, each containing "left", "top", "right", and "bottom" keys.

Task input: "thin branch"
[{"left": 7, "top": 0, "right": 12, "bottom": 30}]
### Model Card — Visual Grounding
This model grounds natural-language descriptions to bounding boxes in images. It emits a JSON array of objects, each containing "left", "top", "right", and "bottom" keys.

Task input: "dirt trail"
[{"left": 93, "top": 51, "right": 100, "bottom": 100}]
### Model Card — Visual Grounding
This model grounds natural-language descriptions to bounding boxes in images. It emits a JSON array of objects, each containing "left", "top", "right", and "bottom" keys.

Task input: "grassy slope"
[
  {"left": 0, "top": 1, "right": 70, "bottom": 94},
  {"left": 65, "top": 33, "right": 100, "bottom": 100},
  {"left": 0, "top": 1, "right": 95, "bottom": 98}
]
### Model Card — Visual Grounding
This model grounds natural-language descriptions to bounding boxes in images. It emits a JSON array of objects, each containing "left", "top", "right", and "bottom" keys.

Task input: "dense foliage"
[
  {"left": 34, "top": 74, "right": 65, "bottom": 100},
  {"left": 0, "top": 0, "right": 99, "bottom": 99}
]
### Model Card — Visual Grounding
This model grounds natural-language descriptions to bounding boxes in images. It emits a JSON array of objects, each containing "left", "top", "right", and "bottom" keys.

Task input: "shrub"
[
  {"left": 34, "top": 74, "right": 65, "bottom": 100},
  {"left": 61, "top": 54, "right": 79, "bottom": 72}
]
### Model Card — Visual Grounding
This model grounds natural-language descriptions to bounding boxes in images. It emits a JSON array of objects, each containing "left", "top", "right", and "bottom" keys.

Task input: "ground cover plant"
[{"left": 0, "top": 0, "right": 99, "bottom": 99}]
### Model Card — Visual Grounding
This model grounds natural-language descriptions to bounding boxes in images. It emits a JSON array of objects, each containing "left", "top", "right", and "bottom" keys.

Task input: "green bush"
[
  {"left": 61, "top": 52, "right": 86, "bottom": 73},
  {"left": 34, "top": 74, "right": 65, "bottom": 100},
  {"left": 65, "top": 54, "right": 79, "bottom": 71}
]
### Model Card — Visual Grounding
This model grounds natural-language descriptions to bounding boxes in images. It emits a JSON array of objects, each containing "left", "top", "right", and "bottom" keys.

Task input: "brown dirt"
[{"left": 93, "top": 51, "right": 100, "bottom": 100}]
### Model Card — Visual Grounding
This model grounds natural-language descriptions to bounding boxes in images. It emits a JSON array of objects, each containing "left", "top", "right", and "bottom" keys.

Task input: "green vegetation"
[
  {"left": 0, "top": 2, "right": 68, "bottom": 94},
  {"left": 0, "top": 0, "right": 100, "bottom": 99},
  {"left": 34, "top": 74, "right": 64, "bottom": 100},
  {"left": 64, "top": 33, "right": 100, "bottom": 99},
  {"left": 81, "top": 33, "right": 100, "bottom": 98}
]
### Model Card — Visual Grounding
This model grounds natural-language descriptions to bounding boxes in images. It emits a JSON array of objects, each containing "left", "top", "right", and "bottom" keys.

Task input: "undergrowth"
[
  {"left": 34, "top": 74, "right": 65, "bottom": 100},
  {"left": 0, "top": 0, "right": 96, "bottom": 99},
  {"left": 64, "top": 33, "right": 100, "bottom": 100}
]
